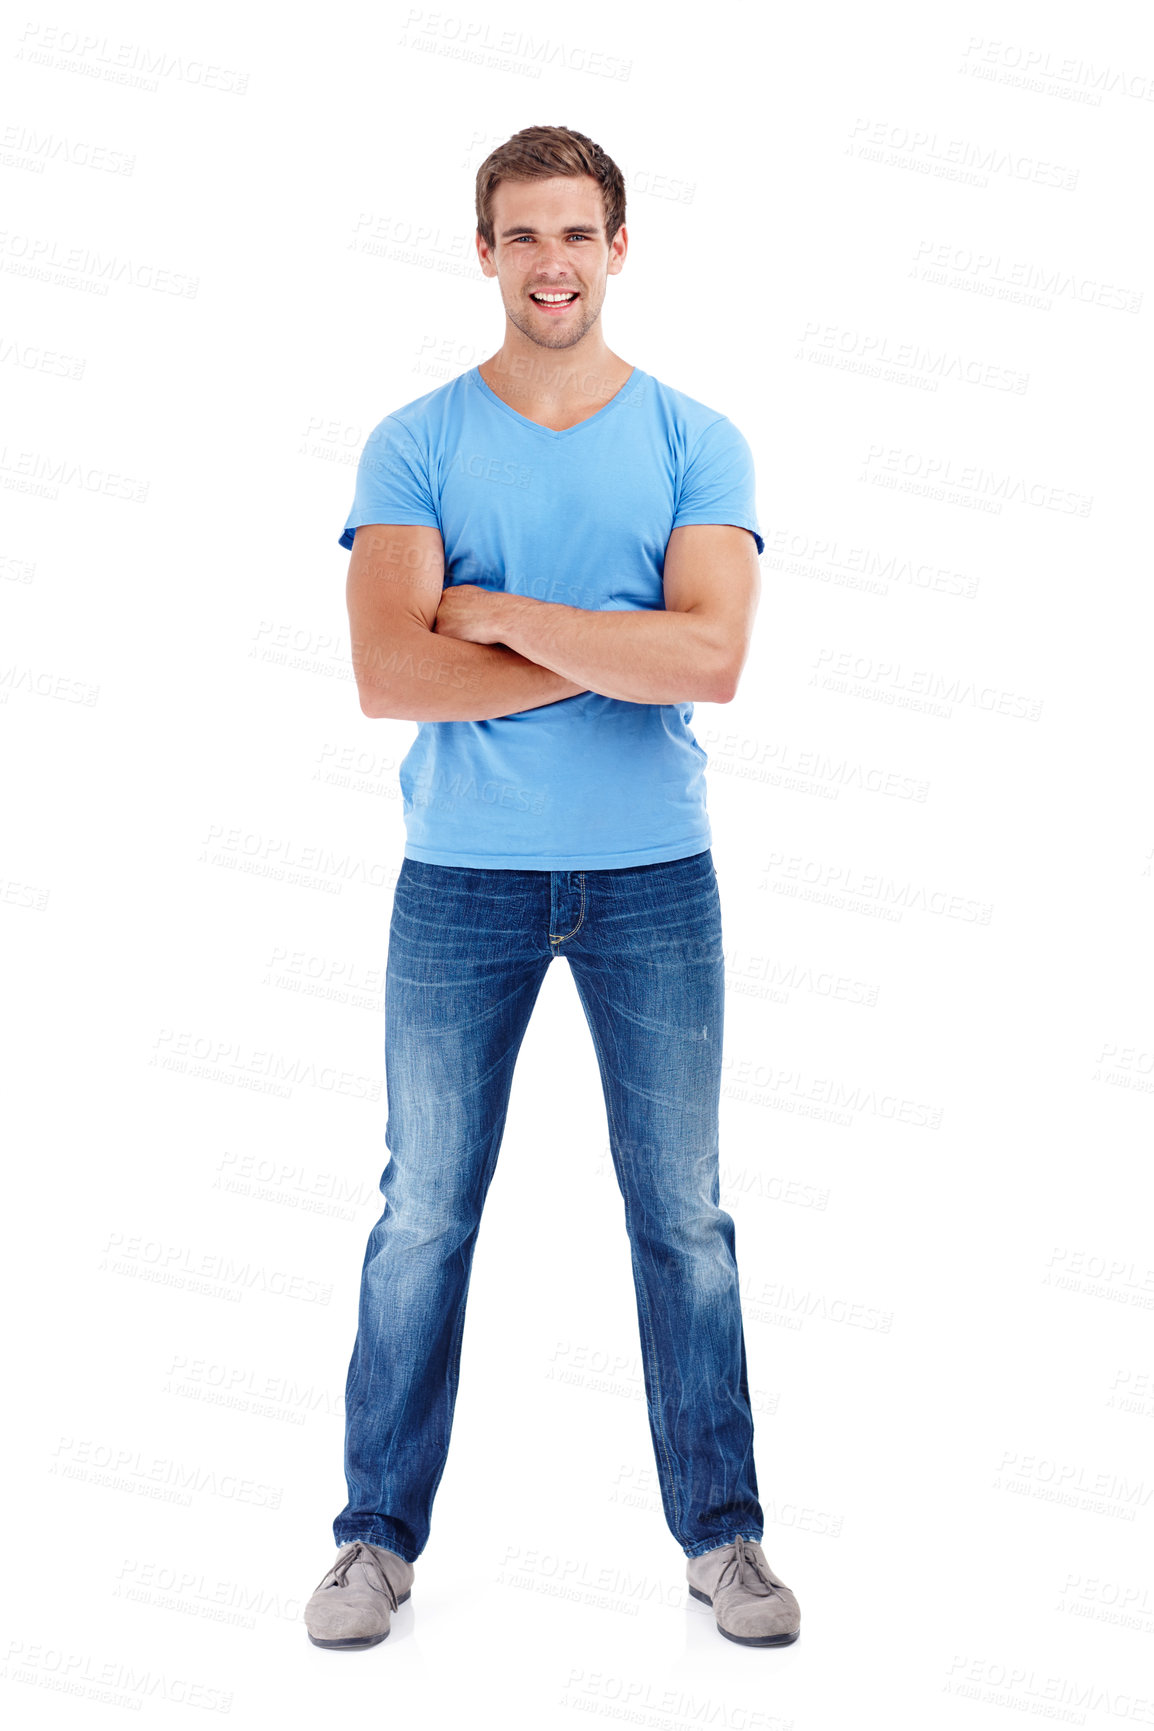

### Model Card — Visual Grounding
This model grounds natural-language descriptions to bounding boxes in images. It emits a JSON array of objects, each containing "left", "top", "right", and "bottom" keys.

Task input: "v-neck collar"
[{"left": 469, "top": 364, "right": 642, "bottom": 439}]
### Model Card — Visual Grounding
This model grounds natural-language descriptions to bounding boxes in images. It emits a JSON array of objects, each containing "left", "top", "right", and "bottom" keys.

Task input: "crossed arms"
[{"left": 346, "top": 521, "right": 761, "bottom": 721}]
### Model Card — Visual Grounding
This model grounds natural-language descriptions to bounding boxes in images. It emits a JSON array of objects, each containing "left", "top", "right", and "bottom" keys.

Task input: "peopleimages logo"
[
  {"left": 396, "top": 11, "right": 632, "bottom": 81},
  {"left": 446, "top": 449, "right": 533, "bottom": 488}
]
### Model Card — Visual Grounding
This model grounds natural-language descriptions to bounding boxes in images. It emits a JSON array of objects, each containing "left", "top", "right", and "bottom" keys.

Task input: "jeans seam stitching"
[
  {"left": 575, "top": 970, "right": 685, "bottom": 1542},
  {"left": 549, "top": 872, "right": 586, "bottom": 943}
]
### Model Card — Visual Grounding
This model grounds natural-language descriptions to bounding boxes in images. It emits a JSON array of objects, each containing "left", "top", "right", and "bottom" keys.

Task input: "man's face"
[{"left": 477, "top": 174, "right": 627, "bottom": 352}]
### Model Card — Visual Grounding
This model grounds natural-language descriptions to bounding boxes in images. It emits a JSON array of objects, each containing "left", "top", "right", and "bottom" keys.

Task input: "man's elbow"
[
  {"left": 706, "top": 654, "right": 743, "bottom": 704},
  {"left": 354, "top": 669, "right": 394, "bottom": 718},
  {"left": 359, "top": 681, "right": 423, "bottom": 721},
  {"left": 353, "top": 628, "right": 429, "bottom": 719}
]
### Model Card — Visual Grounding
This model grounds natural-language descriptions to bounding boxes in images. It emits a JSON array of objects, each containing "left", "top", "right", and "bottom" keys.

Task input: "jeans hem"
[
  {"left": 333, "top": 1529, "right": 420, "bottom": 1565},
  {"left": 682, "top": 1530, "right": 764, "bottom": 1559}
]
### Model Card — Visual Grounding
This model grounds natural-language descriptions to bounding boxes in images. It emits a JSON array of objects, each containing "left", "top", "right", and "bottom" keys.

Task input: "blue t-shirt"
[{"left": 338, "top": 365, "right": 763, "bottom": 870}]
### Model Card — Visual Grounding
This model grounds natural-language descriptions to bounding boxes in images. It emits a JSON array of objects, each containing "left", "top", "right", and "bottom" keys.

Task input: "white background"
[{"left": 2, "top": 0, "right": 1152, "bottom": 1725}]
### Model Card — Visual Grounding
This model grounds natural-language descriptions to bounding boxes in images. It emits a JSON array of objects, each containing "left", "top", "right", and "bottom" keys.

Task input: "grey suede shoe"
[
  {"left": 305, "top": 1541, "right": 414, "bottom": 1649},
  {"left": 686, "top": 1535, "right": 800, "bottom": 1647}
]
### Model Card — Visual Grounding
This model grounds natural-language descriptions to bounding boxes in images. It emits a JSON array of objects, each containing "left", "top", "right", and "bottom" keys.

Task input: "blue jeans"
[{"left": 333, "top": 847, "right": 763, "bottom": 1561}]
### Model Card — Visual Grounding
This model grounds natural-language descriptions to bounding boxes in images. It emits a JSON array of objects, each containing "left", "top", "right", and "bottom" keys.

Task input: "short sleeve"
[
  {"left": 337, "top": 416, "right": 441, "bottom": 550},
  {"left": 671, "top": 416, "right": 764, "bottom": 555}
]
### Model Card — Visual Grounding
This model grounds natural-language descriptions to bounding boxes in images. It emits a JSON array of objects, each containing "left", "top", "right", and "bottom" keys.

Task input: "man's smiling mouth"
[{"left": 530, "top": 291, "right": 579, "bottom": 309}]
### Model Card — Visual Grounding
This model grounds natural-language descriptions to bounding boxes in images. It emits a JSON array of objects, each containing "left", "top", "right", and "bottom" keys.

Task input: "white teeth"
[{"left": 532, "top": 292, "right": 577, "bottom": 302}]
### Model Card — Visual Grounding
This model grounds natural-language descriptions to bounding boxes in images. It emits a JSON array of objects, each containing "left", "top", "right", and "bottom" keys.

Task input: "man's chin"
[{"left": 507, "top": 310, "right": 594, "bottom": 350}]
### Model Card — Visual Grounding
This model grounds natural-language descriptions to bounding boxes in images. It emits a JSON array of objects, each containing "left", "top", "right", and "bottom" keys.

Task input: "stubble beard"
[{"left": 504, "top": 283, "right": 603, "bottom": 351}]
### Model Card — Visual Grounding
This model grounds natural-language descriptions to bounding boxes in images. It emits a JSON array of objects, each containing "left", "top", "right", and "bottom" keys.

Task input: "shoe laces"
[
  {"left": 314, "top": 1541, "right": 399, "bottom": 1612},
  {"left": 716, "top": 1535, "right": 779, "bottom": 1599}
]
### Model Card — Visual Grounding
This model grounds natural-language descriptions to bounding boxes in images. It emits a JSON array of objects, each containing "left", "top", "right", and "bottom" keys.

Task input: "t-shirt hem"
[
  {"left": 401, "top": 833, "right": 712, "bottom": 871},
  {"left": 671, "top": 515, "right": 764, "bottom": 556},
  {"left": 338, "top": 514, "right": 441, "bottom": 551}
]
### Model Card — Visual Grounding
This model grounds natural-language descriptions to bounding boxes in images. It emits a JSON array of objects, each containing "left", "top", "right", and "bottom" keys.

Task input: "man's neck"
[{"left": 478, "top": 343, "right": 633, "bottom": 429}]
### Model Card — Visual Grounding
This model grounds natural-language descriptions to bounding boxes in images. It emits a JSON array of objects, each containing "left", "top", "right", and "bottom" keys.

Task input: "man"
[{"left": 304, "top": 125, "right": 801, "bottom": 1652}]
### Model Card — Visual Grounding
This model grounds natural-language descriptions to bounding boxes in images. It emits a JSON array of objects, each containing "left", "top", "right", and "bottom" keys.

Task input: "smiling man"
[{"left": 304, "top": 124, "right": 800, "bottom": 1654}]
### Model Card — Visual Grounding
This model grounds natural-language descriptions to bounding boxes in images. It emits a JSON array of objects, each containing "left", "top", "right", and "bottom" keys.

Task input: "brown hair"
[{"left": 475, "top": 125, "right": 626, "bottom": 252}]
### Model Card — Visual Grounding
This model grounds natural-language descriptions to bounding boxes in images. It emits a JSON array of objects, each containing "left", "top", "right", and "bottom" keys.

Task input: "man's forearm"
[
  {"left": 353, "top": 625, "right": 585, "bottom": 721},
  {"left": 496, "top": 595, "right": 730, "bottom": 705}
]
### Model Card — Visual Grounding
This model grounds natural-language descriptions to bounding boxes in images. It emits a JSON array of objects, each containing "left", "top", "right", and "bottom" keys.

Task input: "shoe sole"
[
  {"left": 687, "top": 1584, "right": 800, "bottom": 1647},
  {"left": 307, "top": 1587, "right": 412, "bottom": 1649}
]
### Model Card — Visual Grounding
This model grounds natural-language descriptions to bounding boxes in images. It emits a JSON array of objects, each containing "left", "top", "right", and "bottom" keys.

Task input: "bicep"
[
  {"left": 346, "top": 524, "right": 446, "bottom": 713},
  {"left": 662, "top": 522, "right": 761, "bottom": 642},
  {"left": 346, "top": 522, "right": 446, "bottom": 637}
]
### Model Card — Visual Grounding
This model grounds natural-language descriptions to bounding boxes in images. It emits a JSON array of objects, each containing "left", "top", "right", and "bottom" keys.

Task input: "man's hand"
[{"left": 433, "top": 583, "right": 512, "bottom": 646}]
